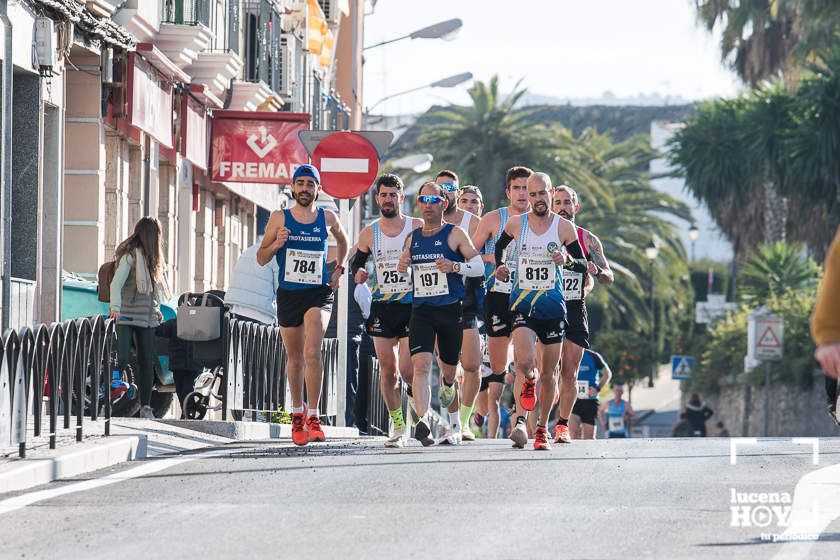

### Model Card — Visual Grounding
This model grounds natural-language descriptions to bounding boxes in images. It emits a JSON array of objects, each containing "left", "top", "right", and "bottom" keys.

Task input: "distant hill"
[{"left": 390, "top": 103, "right": 697, "bottom": 157}]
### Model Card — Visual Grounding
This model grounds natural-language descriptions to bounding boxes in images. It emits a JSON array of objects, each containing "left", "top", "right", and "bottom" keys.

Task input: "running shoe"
[
  {"left": 440, "top": 423, "right": 462, "bottom": 445},
  {"left": 461, "top": 426, "right": 476, "bottom": 442},
  {"left": 439, "top": 382, "right": 457, "bottom": 408},
  {"left": 307, "top": 415, "right": 326, "bottom": 442},
  {"left": 385, "top": 424, "right": 408, "bottom": 448},
  {"left": 139, "top": 405, "right": 156, "bottom": 420},
  {"left": 520, "top": 379, "right": 537, "bottom": 411},
  {"left": 473, "top": 412, "right": 485, "bottom": 428},
  {"left": 414, "top": 418, "right": 435, "bottom": 447},
  {"left": 554, "top": 423, "right": 571, "bottom": 444},
  {"left": 510, "top": 417, "right": 528, "bottom": 449},
  {"left": 291, "top": 413, "right": 308, "bottom": 446},
  {"left": 534, "top": 427, "right": 551, "bottom": 450}
]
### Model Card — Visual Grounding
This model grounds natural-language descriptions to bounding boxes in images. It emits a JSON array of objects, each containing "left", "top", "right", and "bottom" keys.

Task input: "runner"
[
  {"left": 436, "top": 172, "right": 483, "bottom": 444},
  {"left": 600, "top": 383, "right": 636, "bottom": 438},
  {"left": 351, "top": 173, "right": 422, "bottom": 448},
  {"left": 397, "top": 181, "right": 484, "bottom": 446},
  {"left": 492, "top": 172, "right": 589, "bottom": 450},
  {"left": 257, "top": 164, "right": 349, "bottom": 446},
  {"left": 458, "top": 185, "right": 484, "bottom": 217},
  {"left": 570, "top": 349, "right": 612, "bottom": 439},
  {"left": 551, "top": 184, "right": 615, "bottom": 444},
  {"left": 471, "top": 166, "right": 532, "bottom": 439}
]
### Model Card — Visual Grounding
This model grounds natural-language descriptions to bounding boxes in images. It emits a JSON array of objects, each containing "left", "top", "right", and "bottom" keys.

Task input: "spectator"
[
  {"left": 812, "top": 227, "right": 840, "bottom": 422},
  {"left": 713, "top": 421, "right": 730, "bottom": 437},
  {"left": 156, "top": 318, "right": 202, "bottom": 415},
  {"left": 225, "top": 238, "right": 279, "bottom": 325},
  {"left": 109, "top": 217, "right": 171, "bottom": 420},
  {"left": 671, "top": 412, "right": 695, "bottom": 437},
  {"left": 684, "top": 393, "right": 714, "bottom": 436}
]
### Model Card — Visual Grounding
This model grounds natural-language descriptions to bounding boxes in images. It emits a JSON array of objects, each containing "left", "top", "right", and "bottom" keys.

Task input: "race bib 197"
[
  {"left": 517, "top": 256, "right": 553, "bottom": 291},
  {"left": 284, "top": 249, "right": 324, "bottom": 285},
  {"left": 413, "top": 262, "right": 448, "bottom": 298}
]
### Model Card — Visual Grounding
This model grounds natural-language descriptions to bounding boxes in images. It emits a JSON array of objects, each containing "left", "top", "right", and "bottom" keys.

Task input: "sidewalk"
[
  {"left": 629, "top": 364, "right": 682, "bottom": 437},
  {"left": 0, "top": 417, "right": 359, "bottom": 494}
]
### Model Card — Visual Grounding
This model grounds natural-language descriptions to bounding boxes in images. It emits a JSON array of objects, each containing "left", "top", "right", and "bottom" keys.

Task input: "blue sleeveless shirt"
[
  {"left": 607, "top": 400, "right": 628, "bottom": 436},
  {"left": 409, "top": 223, "right": 464, "bottom": 307},
  {"left": 509, "top": 214, "right": 567, "bottom": 319},
  {"left": 275, "top": 208, "right": 330, "bottom": 291},
  {"left": 577, "top": 350, "right": 607, "bottom": 400}
]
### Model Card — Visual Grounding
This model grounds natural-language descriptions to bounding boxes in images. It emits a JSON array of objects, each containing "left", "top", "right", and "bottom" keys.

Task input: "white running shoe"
[
  {"left": 510, "top": 419, "right": 528, "bottom": 449},
  {"left": 461, "top": 427, "right": 475, "bottom": 442},
  {"left": 385, "top": 425, "right": 408, "bottom": 448},
  {"left": 441, "top": 423, "right": 462, "bottom": 445}
]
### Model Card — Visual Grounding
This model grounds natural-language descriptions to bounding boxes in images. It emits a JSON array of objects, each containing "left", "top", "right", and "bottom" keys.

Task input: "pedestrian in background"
[
  {"left": 109, "top": 217, "right": 171, "bottom": 419},
  {"left": 812, "top": 226, "right": 840, "bottom": 421},
  {"left": 225, "top": 236, "right": 280, "bottom": 325},
  {"left": 684, "top": 393, "right": 714, "bottom": 436}
]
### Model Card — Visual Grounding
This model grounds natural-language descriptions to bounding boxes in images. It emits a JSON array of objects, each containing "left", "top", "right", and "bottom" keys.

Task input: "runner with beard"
[
  {"left": 493, "top": 172, "right": 589, "bottom": 450},
  {"left": 258, "top": 165, "right": 349, "bottom": 446},
  {"left": 351, "top": 174, "right": 422, "bottom": 448},
  {"left": 550, "top": 185, "right": 614, "bottom": 443},
  {"left": 435, "top": 171, "right": 483, "bottom": 444},
  {"left": 471, "top": 166, "right": 532, "bottom": 439}
]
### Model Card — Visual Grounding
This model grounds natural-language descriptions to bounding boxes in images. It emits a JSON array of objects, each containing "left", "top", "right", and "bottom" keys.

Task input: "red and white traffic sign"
[
  {"left": 752, "top": 316, "right": 783, "bottom": 361},
  {"left": 312, "top": 131, "right": 380, "bottom": 199}
]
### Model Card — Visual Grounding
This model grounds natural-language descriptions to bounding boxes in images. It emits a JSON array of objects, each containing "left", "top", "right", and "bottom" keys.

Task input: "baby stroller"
[{"left": 176, "top": 290, "right": 227, "bottom": 420}]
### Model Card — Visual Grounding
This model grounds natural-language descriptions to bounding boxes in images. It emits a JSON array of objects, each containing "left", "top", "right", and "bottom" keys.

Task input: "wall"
[{"left": 701, "top": 371, "right": 837, "bottom": 438}]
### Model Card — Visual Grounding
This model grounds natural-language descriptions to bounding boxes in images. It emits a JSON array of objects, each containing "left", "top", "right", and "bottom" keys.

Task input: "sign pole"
[
  {"left": 763, "top": 361, "right": 770, "bottom": 437},
  {"left": 336, "top": 198, "right": 350, "bottom": 427}
]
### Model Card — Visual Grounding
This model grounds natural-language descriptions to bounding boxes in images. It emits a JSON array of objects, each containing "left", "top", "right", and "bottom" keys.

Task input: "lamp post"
[
  {"left": 688, "top": 224, "right": 699, "bottom": 262},
  {"left": 366, "top": 72, "right": 473, "bottom": 113},
  {"left": 364, "top": 18, "right": 463, "bottom": 50},
  {"left": 644, "top": 239, "right": 659, "bottom": 387}
]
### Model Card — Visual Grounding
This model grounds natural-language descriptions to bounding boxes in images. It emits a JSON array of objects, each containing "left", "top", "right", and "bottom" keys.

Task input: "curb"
[
  {"left": 0, "top": 435, "right": 146, "bottom": 494},
  {"left": 160, "top": 419, "right": 359, "bottom": 440}
]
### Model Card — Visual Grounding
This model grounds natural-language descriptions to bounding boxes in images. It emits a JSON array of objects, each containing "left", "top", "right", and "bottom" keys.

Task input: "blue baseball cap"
[{"left": 292, "top": 164, "right": 321, "bottom": 184}]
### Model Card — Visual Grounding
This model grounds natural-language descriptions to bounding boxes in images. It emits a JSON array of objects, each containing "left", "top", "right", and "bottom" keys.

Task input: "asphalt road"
[{"left": 3, "top": 436, "right": 840, "bottom": 559}]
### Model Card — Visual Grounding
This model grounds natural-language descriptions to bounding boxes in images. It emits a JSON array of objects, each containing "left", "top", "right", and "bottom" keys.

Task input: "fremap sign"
[{"left": 211, "top": 111, "right": 310, "bottom": 184}]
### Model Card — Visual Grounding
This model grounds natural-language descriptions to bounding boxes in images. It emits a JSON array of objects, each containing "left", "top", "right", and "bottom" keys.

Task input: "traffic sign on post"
[
  {"left": 749, "top": 310, "right": 783, "bottom": 362},
  {"left": 671, "top": 355, "right": 695, "bottom": 381},
  {"left": 311, "top": 131, "right": 380, "bottom": 199}
]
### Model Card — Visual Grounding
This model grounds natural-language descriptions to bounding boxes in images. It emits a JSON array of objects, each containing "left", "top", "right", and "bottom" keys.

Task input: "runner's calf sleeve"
[
  {"left": 350, "top": 248, "right": 370, "bottom": 276},
  {"left": 494, "top": 231, "right": 514, "bottom": 266}
]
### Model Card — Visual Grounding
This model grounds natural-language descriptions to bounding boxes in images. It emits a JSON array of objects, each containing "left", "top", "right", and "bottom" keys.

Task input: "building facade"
[{"left": 0, "top": 0, "right": 365, "bottom": 328}]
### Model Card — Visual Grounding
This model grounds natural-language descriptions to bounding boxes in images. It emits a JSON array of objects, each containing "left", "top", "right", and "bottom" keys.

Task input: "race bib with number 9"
[
  {"left": 518, "top": 255, "right": 553, "bottom": 291},
  {"left": 284, "top": 249, "right": 324, "bottom": 285},
  {"left": 413, "top": 262, "right": 448, "bottom": 298},
  {"left": 563, "top": 272, "right": 583, "bottom": 300}
]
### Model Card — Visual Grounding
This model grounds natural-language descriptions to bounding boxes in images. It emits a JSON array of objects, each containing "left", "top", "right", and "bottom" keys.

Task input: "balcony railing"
[
  {"left": 244, "top": 0, "right": 282, "bottom": 92},
  {"left": 161, "top": 0, "right": 210, "bottom": 27},
  {"left": 207, "top": 0, "right": 241, "bottom": 56}
]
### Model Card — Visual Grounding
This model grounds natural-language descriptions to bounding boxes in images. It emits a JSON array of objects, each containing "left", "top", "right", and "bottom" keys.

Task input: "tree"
[{"left": 737, "top": 241, "right": 820, "bottom": 305}]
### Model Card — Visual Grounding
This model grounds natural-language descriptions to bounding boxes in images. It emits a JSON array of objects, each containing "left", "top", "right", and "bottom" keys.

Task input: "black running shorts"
[
  {"left": 564, "top": 300, "right": 590, "bottom": 349},
  {"left": 366, "top": 301, "right": 411, "bottom": 339},
  {"left": 483, "top": 291, "right": 513, "bottom": 338},
  {"left": 276, "top": 286, "right": 334, "bottom": 328},
  {"left": 512, "top": 313, "right": 566, "bottom": 345},
  {"left": 572, "top": 398, "right": 599, "bottom": 425},
  {"left": 480, "top": 372, "right": 506, "bottom": 392},
  {"left": 409, "top": 302, "right": 463, "bottom": 366}
]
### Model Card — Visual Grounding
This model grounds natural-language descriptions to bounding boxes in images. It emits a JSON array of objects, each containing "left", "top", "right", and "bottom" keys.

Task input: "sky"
[{"left": 362, "top": 0, "right": 743, "bottom": 115}]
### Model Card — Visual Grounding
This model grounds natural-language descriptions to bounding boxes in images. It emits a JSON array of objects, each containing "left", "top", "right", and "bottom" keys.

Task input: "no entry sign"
[{"left": 312, "top": 132, "right": 379, "bottom": 199}]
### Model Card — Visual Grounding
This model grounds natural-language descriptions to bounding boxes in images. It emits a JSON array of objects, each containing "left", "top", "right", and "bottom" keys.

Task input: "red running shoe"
[
  {"left": 307, "top": 415, "right": 326, "bottom": 442},
  {"left": 520, "top": 379, "right": 537, "bottom": 411},
  {"left": 291, "top": 413, "right": 308, "bottom": 446},
  {"left": 554, "top": 423, "right": 571, "bottom": 444},
  {"left": 534, "top": 427, "right": 551, "bottom": 450}
]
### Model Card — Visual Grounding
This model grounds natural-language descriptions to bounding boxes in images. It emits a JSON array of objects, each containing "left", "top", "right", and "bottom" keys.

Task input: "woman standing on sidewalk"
[{"left": 109, "top": 217, "right": 171, "bottom": 419}]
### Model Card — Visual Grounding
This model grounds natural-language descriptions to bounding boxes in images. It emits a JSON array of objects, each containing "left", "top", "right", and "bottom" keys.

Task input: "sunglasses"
[
  {"left": 439, "top": 182, "right": 458, "bottom": 192},
  {"left": 418, "top": 195, "right": 444, "bottom": 204}
]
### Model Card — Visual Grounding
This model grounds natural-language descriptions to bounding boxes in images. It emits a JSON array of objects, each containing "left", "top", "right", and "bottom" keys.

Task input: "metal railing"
[
  {"left": 365, "top": 356, "right": 410, "bottom": 436},
  {"left": 0, "top": 315, "right": 116, "bottom": 458},
  {"left": 243, "top": 0, "right": 284, "bottom": 93},
  {"left": 161, "top": 0, "right": 210, "bottom": 27}
]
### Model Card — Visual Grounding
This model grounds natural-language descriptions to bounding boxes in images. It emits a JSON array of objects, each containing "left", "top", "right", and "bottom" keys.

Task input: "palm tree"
[{"left": 737, "top": 241, "right": 820, "bottom": 305}]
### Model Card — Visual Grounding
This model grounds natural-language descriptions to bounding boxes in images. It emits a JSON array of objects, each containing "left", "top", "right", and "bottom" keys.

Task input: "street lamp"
[
  {"left": 364, "top": 18, "right": 463, "bottom": 50},
  {"left": 366, "top": 72, "right": 473, "bottom": 113},
  {"left": 688, "top": 224, "right": 700, "bottom": 262},
  {"left": 645, "top": 239, "right": 659, "bottom": 387}
]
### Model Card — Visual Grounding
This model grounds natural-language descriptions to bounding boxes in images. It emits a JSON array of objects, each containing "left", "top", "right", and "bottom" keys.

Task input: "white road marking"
[
  {"left": 320, "top": 157, "right": 369, "bottom": 173},
  {"left": 0, "top": 449, "right": 230, "bottom": 516}
]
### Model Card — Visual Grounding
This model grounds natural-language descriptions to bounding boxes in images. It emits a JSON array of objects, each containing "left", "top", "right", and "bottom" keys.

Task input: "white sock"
[
  {"left": 291, "top": 405, "right": 305, "bottom": 414},
  {"left": 449, "top": 411, "right": 461, "bottom": 431},
  {"left": 308, "top": 408, "right": 320, "bottom": 418}
]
